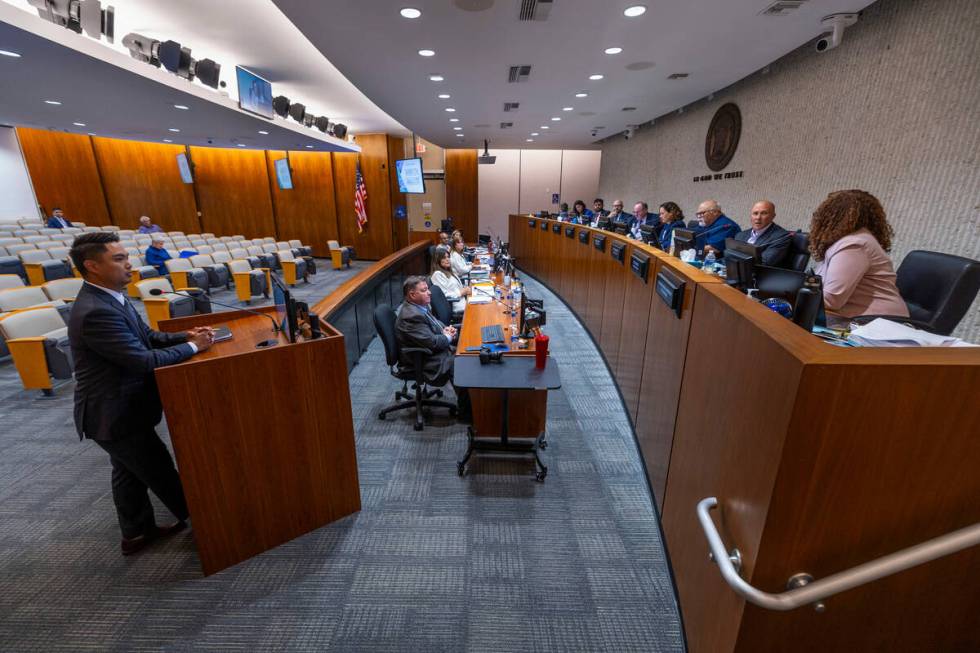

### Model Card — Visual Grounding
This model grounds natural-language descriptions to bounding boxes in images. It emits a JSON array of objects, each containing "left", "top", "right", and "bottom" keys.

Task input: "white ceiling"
[
  {"left": 272, "top": 0, "right": 877, "bottom": 149},
  {"left": 0, "top": 0, "right": 407, "bottom": 148}
]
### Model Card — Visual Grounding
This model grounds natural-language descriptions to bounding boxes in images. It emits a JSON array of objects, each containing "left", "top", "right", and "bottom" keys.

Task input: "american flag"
[{"left": 354, "top": 159, "right": 368, "bottom": 233}]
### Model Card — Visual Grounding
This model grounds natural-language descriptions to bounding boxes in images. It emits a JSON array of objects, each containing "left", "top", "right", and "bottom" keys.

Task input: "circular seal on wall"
[{"left": 705, "top": 103, "right": 741, "bottom": 172}]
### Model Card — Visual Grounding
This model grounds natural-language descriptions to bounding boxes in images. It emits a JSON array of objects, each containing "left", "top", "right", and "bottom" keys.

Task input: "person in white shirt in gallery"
[{"left": 430, "top": 245, "right": 471, "bottom": 318}]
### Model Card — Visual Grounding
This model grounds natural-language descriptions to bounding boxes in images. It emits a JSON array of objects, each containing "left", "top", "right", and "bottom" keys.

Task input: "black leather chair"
[
  {"left": 373, "top": 304, "right": 456, "bottom": 431},
  {"left": 895, "top": 251, "right": 980, "bottom": 335},
  {"left": 784, "top": 231, "right": 811, "bottom": 272},
  {"left": 428, "top": 284, "right": 461, "bottom": 329}
]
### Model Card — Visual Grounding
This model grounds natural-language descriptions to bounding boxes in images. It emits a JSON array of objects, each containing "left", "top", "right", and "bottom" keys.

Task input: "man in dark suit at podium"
[{"left": 67, "top": 232, "right": 214, "bottom": 555}]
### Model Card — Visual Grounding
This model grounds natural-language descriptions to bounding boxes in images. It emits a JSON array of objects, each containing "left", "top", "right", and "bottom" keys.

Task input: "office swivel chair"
[
  {"left": 850, "top": 250, "right": 980, "bottom": 335},
  {"left": 428, "top": 284, "right": 462, "bottom": 329},
  {"left": 784, "top": 231, "right": 811, "bottom": 272},
  {"left": 373, "top": 304, "right": 457, "bottom": 431}
]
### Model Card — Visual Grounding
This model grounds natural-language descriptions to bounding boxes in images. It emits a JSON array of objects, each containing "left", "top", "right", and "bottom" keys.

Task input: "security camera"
[
  {"left": 624, "top": 125, "right": 638, "bottom": 140},
  {"left": 815, "top": 13, "right": 858, "bottom": 53}
]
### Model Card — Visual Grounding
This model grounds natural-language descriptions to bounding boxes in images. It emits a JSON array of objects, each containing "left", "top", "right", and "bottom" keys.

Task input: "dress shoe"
[{"left": 120, "top": 520, "right": 187, "bottom": 556}]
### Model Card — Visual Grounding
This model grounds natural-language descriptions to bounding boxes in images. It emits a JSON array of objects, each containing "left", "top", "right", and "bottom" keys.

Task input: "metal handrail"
[{"left": 697, "top": 497, "right": 980, "bottom": 611}]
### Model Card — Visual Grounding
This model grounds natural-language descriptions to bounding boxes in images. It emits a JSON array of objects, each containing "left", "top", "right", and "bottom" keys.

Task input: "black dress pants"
[{"left": 93, "top": 429, "right": 189, "bottom": 539}]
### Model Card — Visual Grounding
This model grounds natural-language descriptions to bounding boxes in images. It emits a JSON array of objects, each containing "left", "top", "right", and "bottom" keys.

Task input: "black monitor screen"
[
  {"left": 754, "top": 265, "right": 808, "bottom": 307},
  {"left": 395, "top": 158, "right": 426, "bottom": 194},
  {"left": 236, "top": 66, "right": 274, "bottom": 119},
  {"left": 725, "top": 238, "right": 760, "bottom": 263},
  {"left": 673, "top": 228, "right": 696, "bottom": 257}
]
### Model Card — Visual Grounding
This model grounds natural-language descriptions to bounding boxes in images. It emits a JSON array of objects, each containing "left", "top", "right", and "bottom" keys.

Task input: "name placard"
[
  {"left": 630, "top": 251, "right": 650, "bottom": 282},
  {"left": 578, "top": 230, "right": 589, "bottom": 244},
  {"left": 610, "top": 241, "right": 626, "bottom": 263},
  {"left": 552, "top": 222, "right": 562, "bottom": 233},
  {"left": 528, "top": 219, "right": 536, "bottom": 228},
  {"left": 564, "top": 226, "right": 575, "bottom": 238},
  {"left": 541, "top": 220, "right": 549, "bottom": 230},
  {"left": 593, "top": 234, "right": 607, "bottom": 252},
  {"left": 656, "top": 268, "right": 686, "bottom": 318}
]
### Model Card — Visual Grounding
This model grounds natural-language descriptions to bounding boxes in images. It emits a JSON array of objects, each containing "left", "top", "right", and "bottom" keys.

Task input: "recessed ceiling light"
[
  {"left": 163, "top": 139, "right": 173, "bottom": 143},
  {"left": 72, "top": 122, "right": 86, "bottom": 127},
  {"left": 168, "top": 128, "right": 180, "bottom": 132},
  {"left": 604, "top": 47, "right": 623, "bottom": 55},
  {"left": 445, "top": 107, "right": 456, "bottom": 112},
  {"left": 400, "top": 7, "right": 421, "bottom": 19},
  {"left": 562, "top": 107, "right": 574, "bottom": 111},
  {"left": 531, "top": 132, "right": 539, "bottom": 136},
  {"left": 588, "top": 74, "right": 604, "bottom": 81},
  {"left": 43, "top": 100, "right": 61, "bottom": 105},
  {"left": 526, "top": 139, "right": 534, "bottom": 142},
  {"left": 551, "top": 117, "right": 561, "bottom": 121},
  {"left": 624, "top": 5, "right": 647, "bottom": 17},
  {"left": 541, "top": 126, "right": 549, "bottom": 129},
  {"left": 418, "top": 49, "right": 435, "bottom": 57},
  {"left": 453, "top": 127, "right": 462, "bottom": 130},
  {"left": 306, "top": 144, "right": 314, "bottom": 148},
  {"left": 429, "top": 74, "right": 444, "bottom": 81},
  {"left": 258, "top": 130, "right": 269, "bottom": 135},
  {"left": 87, "top": 132, "right": 96, "bottom": 136},
  {"left": 575, "top": 92, "right": 588, "bottom": 98},
  {"left": 0, "top": 50, "right": 21, "bottom": 58},
  {"left": 438, "top": 94, "right": 451, "bottom": 99},
  {"left": 174, "top": 104, "right": 189, "bottom": 110},
  {"left": 456, "top": 134, "right": 464, "bottom": 137},
  {"left": 449, "top": 118, "right": 459, "bottom": 122},
  {"left": 237, "top": 144, "right": 246, "bottom": 147}
]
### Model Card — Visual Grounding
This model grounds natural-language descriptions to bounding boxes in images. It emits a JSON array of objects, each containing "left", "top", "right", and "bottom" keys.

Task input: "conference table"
[{"left": 508, "top": 214, "right": 980, "bottom": 653}]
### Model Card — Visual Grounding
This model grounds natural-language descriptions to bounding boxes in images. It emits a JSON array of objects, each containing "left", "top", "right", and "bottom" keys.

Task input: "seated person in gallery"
[{"left": 144, "top": 235, "right": 172, "bottom": 275}]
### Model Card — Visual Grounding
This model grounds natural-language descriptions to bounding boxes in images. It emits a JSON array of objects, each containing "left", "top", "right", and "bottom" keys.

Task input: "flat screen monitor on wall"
[
  {"left": 395, "top": 157, "right": 426, "bottom": 194},
  {"left": 176, "top": 152, "right": 193, "bottom": 184},
  {"left": 236, "top": 66, "right": 274, "bottom": 120},
  {"left": 274, "top": 158, "right": 293, "bottom": 190}
]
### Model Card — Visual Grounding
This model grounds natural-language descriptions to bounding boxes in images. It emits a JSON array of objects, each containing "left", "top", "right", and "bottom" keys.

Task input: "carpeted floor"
[{"left": 0, "top": 264, "right": 684, "bottom": 652}]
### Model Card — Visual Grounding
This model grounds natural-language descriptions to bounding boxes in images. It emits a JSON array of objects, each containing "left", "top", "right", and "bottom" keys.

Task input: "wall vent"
[
  {"left": 503, "top": 102, "right": 520, "bottom": 112},
  {"left": 760, "top": 1, "right": 808, "bottom": 16},
  {"left": 508, "top": 65, "right": 532, "bottom": 83},
  {"left": 499, "top": 122, "right": 513, "bottom": 129},
  {"left": 667, "top": 73, "right": 689, "bottom": 80},
  {"left": 519, "top": 0, "right": 554, "bottom": 22}
]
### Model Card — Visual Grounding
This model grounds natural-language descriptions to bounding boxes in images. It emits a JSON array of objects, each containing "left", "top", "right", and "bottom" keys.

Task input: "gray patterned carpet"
[{"left": 0, "top": 263, "right": 684, "bottom": 652}]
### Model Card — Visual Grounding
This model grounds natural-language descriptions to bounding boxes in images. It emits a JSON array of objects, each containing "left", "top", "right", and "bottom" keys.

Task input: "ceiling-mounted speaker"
[
  {"left": 331, "top": 123, "right": 347, "bottom": 139},
  {"left": 272, "top": 95, "right": 290, "bottom": 118},
  {"left": 288, "top": 102, "right": 306, "bottom": 123}
]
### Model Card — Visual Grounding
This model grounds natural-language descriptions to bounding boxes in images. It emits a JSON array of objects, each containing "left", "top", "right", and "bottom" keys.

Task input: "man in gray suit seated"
[{"left": 395, "top": 275, "right": 469, "bottom": 419}]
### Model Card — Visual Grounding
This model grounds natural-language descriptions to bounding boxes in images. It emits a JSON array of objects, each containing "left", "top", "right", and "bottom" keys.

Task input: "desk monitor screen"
[
  {"left": 596, "top": 218, "right": 610, "bottom": 230},
  {"left": 673, "top": 228, "right": 696, "bottom": 257},
  {"left": 614, "top": 222, "right": 628, "bottom": 236},
  {"left": 754, "top": 265, "right": 807, "bottom": 306},
  {"left": 176, "top": 152, "right": 193, "bottom": 184},
  {"left": 395, "top": 158, "right": 426, "bottom": 194},
  {"left": 639, "top": 224, "right": 659, "bottom": 247},
  {"left": 726, "top": 238, "right": 760, "bottom": 262},
  {"left": 270, "top": 271, "right": 297, "bottom": 343},
  {"left": 236, "top": 66, "right": 274, "bottom": 120},
  {"left": 725, "top": 248, "right": 755, "bottom": 290}
]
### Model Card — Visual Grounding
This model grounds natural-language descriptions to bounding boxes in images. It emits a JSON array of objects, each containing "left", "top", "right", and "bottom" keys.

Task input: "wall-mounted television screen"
[
  {"left": 395, "top": 157, "right": 426, "bottom": 194},
  {"left": 176, "top": 152, "right": 193, "bottom": 184},
  {"left": 236, "top": 66, "right": 274, "bottom": 120},
  {"left": 274, "top": 158, "right": 293, "bottom": 190}
]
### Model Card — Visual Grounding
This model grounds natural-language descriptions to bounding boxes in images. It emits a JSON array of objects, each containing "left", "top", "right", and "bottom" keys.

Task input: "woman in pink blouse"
[{"left": 809, "top": 190, "right": 909, "bottom": 327}]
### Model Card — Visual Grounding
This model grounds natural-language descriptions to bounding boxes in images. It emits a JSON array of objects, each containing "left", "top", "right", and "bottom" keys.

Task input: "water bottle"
[{"left": 704, "top": 250, "right": 717, "bottom": 272}]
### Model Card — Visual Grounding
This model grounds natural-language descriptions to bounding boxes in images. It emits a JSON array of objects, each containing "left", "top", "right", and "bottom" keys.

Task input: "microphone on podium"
[{"left": 148, "top": 288, "right": 282, "bottom": 343}]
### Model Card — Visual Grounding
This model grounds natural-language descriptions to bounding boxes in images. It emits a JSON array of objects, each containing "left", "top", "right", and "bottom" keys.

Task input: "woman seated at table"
[
  {"left": 431, "top": 247, "right": 471, "bottom": 317},
  {"left": 569, "top": 200, "right": 593, "bottom": 224},
  {"left": 657, "top": 201, "right": 685, "bottom": 252},
  {"left": 450, "top": 238, "right": 472, "bottom": 278},
  {"left": 808, "top": 189, "right": 909, "bottom": 328}
]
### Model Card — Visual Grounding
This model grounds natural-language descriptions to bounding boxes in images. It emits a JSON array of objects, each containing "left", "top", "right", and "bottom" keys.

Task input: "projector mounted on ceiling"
[{"left": 478, "top": 139, "right": 496, "bottom": 165}]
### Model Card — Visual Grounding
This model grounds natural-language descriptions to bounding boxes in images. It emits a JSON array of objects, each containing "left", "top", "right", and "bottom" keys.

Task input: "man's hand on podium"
[{"left": 187, "top": 327, "right": 215, "bottom": 353}]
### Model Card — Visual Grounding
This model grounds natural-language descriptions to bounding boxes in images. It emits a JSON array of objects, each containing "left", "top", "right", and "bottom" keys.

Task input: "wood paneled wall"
[
  {"left": 16, "top": 127, "right": 110, "bottom": 225},
  {"left": 16, "top": 127, "right": 404, "bottom": 260},
  {"left": 92, "top": 138, "right": 201, "bottom": 233},
  {"left": 266, "top": 150, "right": 338, "bottom": 257},
  {"left": 445, "top": 148, "right": 478, "bottom": 240}
]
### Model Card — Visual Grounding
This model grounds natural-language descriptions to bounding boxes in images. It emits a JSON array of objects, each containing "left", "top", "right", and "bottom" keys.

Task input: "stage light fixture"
[
  {"left": 272, "top": 96, "right": 290, "bottom": 118},
  {"left": 122, "top": 32, "right": 161, "bottom": 66},
  {"left": 303, "top": 113, "right": 315, "bottom": 128},
  {"left": 28, "top": 0, "right": 115, "bottom": 43},
  {"left": 122, "top": 34, "right": 220, "bottom": 88},
  {"left": 192, "top": 58, "right": 221, "bottom": 89},
  {"left": 315, "top": 116, "right": 330, "bottom": 132},
  {"left": 331, "top": 123, "right": 348, "bottom": 139},
  {"left": 288, "top": 102, "right": 306, "bottom": 123}
]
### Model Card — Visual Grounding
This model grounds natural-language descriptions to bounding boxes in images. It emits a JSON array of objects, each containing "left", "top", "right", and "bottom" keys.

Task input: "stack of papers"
[
  {"left": 468, "top": 283, "right": 495, "bottom": 304},
  {"left": 848, "top": 319, "right": 976, "bottom": 347}
]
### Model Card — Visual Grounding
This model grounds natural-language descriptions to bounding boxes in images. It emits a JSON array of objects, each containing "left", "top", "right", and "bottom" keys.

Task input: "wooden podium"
[{"left": 156, "top": 307, "right": 360, "bottom": 576}]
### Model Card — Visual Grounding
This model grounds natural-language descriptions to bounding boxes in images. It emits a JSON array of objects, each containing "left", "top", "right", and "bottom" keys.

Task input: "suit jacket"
[
  {"left": 47, "top": 216, "right": 73, "bottom": 228},
  {"left": 395, "top": 301, "right": 454, "bottom": 386},
  {"left": 734, "top": 222, "right": 791, "bottom": 267},
  {"left": 69, "top": 283, "right": 193, "bottom": 441},
  {"left": 628, "top": 213, "right": 661, "bottom": 240}
]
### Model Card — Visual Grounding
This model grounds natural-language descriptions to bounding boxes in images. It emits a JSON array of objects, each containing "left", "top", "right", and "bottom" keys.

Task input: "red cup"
[{"left": 534, "top": 334, "right": 549, "bottom": 369}]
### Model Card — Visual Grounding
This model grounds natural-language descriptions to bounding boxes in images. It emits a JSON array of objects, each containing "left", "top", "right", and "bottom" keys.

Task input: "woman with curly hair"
[{"left": 808, "top": 189, "right": 909, "bottom": 327}]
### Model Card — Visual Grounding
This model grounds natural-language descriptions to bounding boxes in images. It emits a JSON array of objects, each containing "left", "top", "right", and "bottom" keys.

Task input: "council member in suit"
[
  {"left": 808, "top": 189, "right": 909, "bottom": 328},
  {"left": 68, "top": 232, "right": 214, "bottom": 555},
  {"left": 47, "top": 207, "right": 73, "bottom": 229},
  {"left": 628, "top": 202, "right": 660, "bottom": 240},
  {"left": 604, "top": 199, "right": 632, "bottom": 228},
  {"left": 657, "top": 202, "right": 686, "bottom": 252},
  {"left": 733, "top": 201, "right": 791, "bottom": 267},
  {"left": 396, "top": 275, "right": 469, "bottom": 417},
  {"left": 592, "top": 198, "right": 608, "bottom": 220},
  {"left": 695, "top": 199, "right": 741, "bottom": 256}
]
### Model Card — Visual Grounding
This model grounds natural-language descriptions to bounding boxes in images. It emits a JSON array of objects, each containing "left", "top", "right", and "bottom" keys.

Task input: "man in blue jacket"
[
  {"left": 47, "top": 208, "right": 73, "bottom": 229},
  {"left": 695, "top": 199, "right": 741, "bottom": 256}
]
